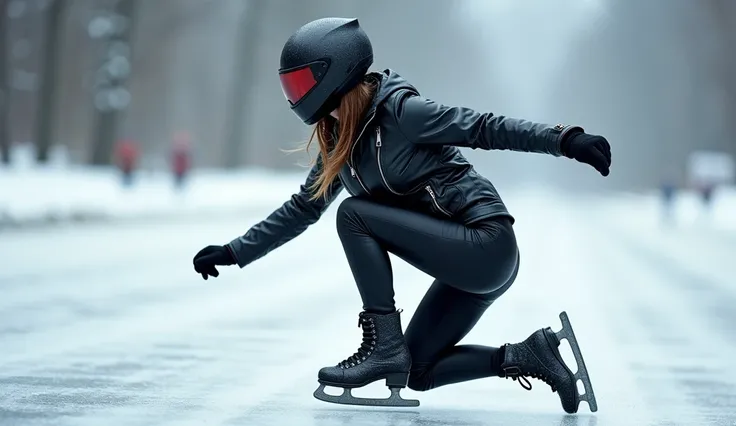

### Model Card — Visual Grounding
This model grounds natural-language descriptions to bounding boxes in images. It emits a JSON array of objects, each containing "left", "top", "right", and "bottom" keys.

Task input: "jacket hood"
[{"left": 367, "top": 69, "right": 418, "bottom": 114}]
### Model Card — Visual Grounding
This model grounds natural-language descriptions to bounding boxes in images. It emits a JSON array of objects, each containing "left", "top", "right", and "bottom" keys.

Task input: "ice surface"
[{"left": 0, "top": 188, "right": 734, "bottom": 426}]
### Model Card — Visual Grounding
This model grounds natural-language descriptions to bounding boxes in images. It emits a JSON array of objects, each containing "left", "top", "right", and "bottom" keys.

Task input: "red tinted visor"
[{"left": 279, "top": 61, "right": 328, "bottom": 105}]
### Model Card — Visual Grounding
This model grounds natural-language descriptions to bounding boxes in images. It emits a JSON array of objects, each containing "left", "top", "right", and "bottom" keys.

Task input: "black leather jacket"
[{"left": 228, "top": 69, "right": 582, "bottom": 267}]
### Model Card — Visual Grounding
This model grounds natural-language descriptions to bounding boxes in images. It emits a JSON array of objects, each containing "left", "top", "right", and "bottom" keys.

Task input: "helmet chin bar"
[{"left": 293, "top": 89, "right": 343, "bottom": 125}]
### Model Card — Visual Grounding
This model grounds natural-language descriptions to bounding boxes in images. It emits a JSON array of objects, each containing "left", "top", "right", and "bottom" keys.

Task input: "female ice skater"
[{"left": 193, "top": 17, "right": 609, "bottom": 413}]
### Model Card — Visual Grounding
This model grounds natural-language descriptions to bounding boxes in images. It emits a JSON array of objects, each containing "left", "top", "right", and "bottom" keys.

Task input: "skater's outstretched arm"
[
  {"left": 227, "top": 155, "right": 343, "bottom": 268},
  {"left": 393, "top": 93, "right": 580, "bottom": 155},
  {"left": 393, "top": 92, "right": 611, "bottom": 176}
]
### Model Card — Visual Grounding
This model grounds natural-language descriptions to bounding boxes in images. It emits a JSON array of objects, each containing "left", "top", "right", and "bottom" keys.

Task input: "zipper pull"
[
  {"left": 350, "top": 167, "right": 356, "bottom": 177},
  {"left": 375, "top": 127, "right": 382, "bottom": 147},
  {"left": 425, "top": 185, "right": 434, "bottom": 198}
]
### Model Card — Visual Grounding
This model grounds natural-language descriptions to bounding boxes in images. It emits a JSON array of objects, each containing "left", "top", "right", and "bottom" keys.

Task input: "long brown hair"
[{"left": 305, "top": 77, "right": 377, "bottom": 200}]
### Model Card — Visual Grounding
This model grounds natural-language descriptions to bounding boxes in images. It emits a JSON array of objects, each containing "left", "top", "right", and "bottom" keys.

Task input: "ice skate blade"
[
  {"left": 313, "top": 384, "right": 420, "bottom": 407},
  {"left": 555, "top": 311, "right": 598, "bottom": 413}
]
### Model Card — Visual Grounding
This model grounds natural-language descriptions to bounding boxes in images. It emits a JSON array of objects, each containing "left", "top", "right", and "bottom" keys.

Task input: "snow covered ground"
[
  {"left": 587, "top": 186, "right": 736, "bottom": 232},
  {"left": 0, "top": 165, "right": 306, "bottom": 228},
  {"left": 3, "top": 155, "right": 736, "bottom": 233}
]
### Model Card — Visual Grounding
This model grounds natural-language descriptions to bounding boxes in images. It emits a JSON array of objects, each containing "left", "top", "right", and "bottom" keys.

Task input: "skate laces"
[
  {"left": 337, "top": 314, "right": 377, "bottom": 369},
  {"left": 503, "top": 366, "right": 557, "bottom": 392}
]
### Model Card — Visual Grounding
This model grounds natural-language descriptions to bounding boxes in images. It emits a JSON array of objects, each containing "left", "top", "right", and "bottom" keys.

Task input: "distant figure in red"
[
  {"left": 171, "top": 132, "right": 192, "bottom": 189},
  {"left": 114, "top": 139, "right": 139, "bottom": 187}
]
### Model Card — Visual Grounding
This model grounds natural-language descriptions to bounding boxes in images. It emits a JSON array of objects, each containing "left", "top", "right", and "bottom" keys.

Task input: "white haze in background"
[
  {"left": 454, "top": 0, "right": 732, "bottom": 191},
  {"left": 446, "top": 0, "right": 607, "bottom": 189},
  {"left": 454, "top": 0, "right": 607, "bottom": 116}
]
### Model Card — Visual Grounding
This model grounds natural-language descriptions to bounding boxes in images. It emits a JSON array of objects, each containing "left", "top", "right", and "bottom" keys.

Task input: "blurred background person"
[
  {"left": 171, "top": 131, "right": 192, "bottom": 189},
  {"left": 113, "top": 137, "right": 138, "bottom": 187}
]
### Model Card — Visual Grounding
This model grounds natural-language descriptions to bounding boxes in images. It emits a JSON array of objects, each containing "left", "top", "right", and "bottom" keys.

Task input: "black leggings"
[{"left": 336, "top": 197, "right": 520, "bottom": 392}]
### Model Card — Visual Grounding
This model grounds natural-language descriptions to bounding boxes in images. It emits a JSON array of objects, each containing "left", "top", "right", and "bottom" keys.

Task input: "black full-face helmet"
[{"left": 279, "top": 17, "right": 373, "bottom": 125}]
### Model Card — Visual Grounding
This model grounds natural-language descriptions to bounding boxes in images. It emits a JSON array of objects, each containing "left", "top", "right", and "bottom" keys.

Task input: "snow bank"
[
  {"left": 588, "top": 186, "right": 736, "bottom": 231},
  {"left": 0, "top": 166, "right": 306, "bottom": 229}
]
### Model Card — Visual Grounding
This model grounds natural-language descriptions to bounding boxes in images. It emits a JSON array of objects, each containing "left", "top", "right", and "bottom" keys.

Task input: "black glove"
[
  {"left": 562, "top": 131, "right": 612, "bottom": 177},
  {"left": 193, "top": 245, "right": 236, "bottom": 280}
]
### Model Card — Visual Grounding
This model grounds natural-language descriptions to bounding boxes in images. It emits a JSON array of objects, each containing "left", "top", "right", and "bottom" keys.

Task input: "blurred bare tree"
[
  {"left": 0, "top": 0, "right": 9, "bottom": 164},
  {"left": 5, "top": 0, "right": 43, "bottom": 153},
  {"left": 709, "top": 0, "right": 735, "bottom": 154},
  {"left": 223, "top": 0, "right": 260, "bottom": 169},
  {"left": 34, "top": 0, "right": 67, "bottom": 162},
  {"left": 89, "top": 0, "right": 135, "bottom": 165}
]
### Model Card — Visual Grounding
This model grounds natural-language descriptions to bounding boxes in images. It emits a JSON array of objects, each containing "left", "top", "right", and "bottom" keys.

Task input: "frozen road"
[{"left": 1, "top": 190, "right": 735, "bottom": 426}]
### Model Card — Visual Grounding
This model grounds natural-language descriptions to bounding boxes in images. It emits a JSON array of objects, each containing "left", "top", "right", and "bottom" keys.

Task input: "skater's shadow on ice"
[{"left": 311, "top": 408, "right": 598, "bottom": 426}]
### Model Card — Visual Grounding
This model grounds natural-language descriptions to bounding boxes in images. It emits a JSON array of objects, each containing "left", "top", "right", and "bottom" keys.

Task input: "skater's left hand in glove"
[
  {"left": 193, "top": 245, "right": 236, "bottom": 280},
  {"left": 561, "top": 131, "right": 612, "bottom": 177}
]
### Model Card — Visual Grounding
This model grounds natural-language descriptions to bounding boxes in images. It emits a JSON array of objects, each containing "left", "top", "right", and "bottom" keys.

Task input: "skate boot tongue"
[{"left": 336, "top": 313, "right": 376, "bottom": 368}]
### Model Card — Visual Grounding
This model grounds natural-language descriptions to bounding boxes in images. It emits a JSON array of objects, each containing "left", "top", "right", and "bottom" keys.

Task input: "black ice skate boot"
[
  {"left": 313, "top": 309, "right": 419, "bottom": 407},
  {"left": 499, "top": 311, "right": 598, "bottom": 413}
]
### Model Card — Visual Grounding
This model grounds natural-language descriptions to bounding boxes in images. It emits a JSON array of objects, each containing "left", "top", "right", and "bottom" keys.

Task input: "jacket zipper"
[
  {"left": 348, "top": 112, "right": 375, "bottom": 195},
  {"left": 375, "top": 125, "right": 450, "bottom": 216},
  {"left": 375, "top": 126, "right": 403, "bottom": 196},
  {"left": 425, "top": 185, "right": 451, "bottom": 216}
]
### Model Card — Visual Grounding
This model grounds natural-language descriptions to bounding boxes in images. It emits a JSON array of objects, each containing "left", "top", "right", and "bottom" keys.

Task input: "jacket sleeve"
[
  {"left": 227, "top": 155, "right": 343, "bottom": 268},
  {"left": 393, "top": 92, "right": 583, "bottom": 156}
]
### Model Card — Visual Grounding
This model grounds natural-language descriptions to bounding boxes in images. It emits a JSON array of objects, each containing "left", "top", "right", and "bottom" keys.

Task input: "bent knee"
[
  {"left": 336, "top": 196, "right": 372, "bottom": 216},
  {"left": 335, "top": 197, "right": 370, "bottom": 234}
]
